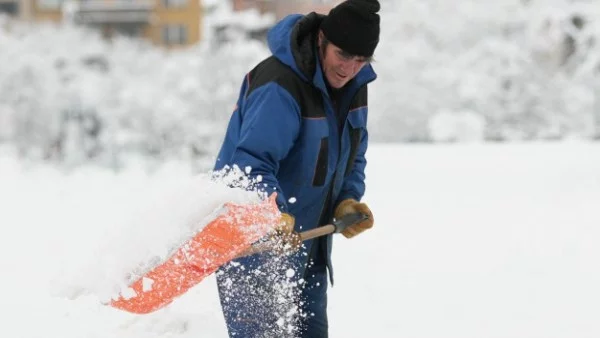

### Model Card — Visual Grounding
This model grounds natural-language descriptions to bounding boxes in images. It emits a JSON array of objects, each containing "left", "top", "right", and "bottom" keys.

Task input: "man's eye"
[{"left": 337, "top": 51, "right": 352, "bottom": 60}]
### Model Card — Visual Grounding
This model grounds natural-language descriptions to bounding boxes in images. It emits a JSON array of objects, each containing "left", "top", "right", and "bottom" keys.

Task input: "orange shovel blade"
[{"left": 110, "top": 195, "right": 279, "bottom": 314}]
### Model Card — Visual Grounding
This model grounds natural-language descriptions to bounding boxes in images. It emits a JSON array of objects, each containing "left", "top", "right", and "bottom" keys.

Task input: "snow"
[
  {"left": 50, "top": 165, "right": 263, "bottom": 304},
  {"left": 428, "top": 109, "right": 487, "bottom": 142},
  {"left": 210, "top": 3, "right": 275, "bottom": 31},
  {"left": 1, "top": 142, "right": 600, "bottom": 337},
  {"left": 142, "top": 277, "right": 154, "bottom": 292}
]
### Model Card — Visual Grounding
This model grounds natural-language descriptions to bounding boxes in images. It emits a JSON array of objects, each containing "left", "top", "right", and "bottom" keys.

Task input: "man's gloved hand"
[
  {"left": 334, "top": 199, "right": 374, "bottom": 239},
  {"left": 277, "top": 213, "right": 295, "bottom": 234},
  {"left": 271, "top": 213, "right": 302, "bottom": 254}
]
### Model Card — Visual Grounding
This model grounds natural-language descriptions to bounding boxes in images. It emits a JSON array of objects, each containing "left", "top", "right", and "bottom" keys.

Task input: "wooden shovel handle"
[
  {"left": 299, "top": 212, "right": 370, "bottom": 241},
  {"left": 235, "top": 213, "right": 369, "bottom": 259},
  {"left": 299, "top": 224, "right": 335, "bottom": 241}
]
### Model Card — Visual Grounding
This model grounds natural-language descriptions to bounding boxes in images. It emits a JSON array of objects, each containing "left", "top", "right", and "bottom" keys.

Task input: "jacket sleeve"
[
  {"left": 337, "top": 122, "right": 368, "bottom": 204},
  {"left": 229, "top": 82, "right": 301, "bottom": 212}
]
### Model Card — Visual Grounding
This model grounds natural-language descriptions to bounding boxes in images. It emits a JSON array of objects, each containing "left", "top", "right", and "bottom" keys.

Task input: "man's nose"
[{"left": 340, "top": 60, "right": 358, "bottom": 73}]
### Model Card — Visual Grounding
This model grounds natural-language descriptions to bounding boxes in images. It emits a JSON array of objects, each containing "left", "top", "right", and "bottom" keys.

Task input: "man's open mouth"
[{"left": 336, "top": 72, "right": 348, "bottom": 79}]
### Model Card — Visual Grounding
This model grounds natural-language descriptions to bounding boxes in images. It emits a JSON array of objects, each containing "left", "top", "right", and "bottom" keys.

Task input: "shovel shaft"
[
  {"left": 234, "top": 224, "right": 336, "bottom": 259},
  {"left": 238, "top": 241, "right": 272, "bottom": 257},
  {"left": 234, "top": 212, "right": 369, "bottom": 259},
  {"left": 299, "top": 224, "right": 335, "bottom": 241}
]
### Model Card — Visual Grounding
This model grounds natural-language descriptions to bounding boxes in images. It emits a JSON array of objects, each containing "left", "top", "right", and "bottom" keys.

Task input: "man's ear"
[{"left": 318, "top": 30, "right": 324, "bottom": 46}]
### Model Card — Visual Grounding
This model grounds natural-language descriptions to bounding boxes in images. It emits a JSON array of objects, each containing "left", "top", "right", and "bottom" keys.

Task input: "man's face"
[{"left": 318, "top": 33, "right": 370, "bottom": 89}]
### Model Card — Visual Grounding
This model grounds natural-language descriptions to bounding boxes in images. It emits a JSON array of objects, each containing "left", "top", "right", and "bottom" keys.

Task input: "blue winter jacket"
[{"left": 214, "top": 13, "right": 377, "bottom": 282}]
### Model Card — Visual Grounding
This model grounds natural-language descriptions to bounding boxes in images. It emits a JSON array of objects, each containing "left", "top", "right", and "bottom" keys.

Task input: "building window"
[
  {"left": 37, "top": 0, "right": 64, "bottom": 10},
  {"left": 161, "top": 0, "right": 187, "bottom": 9},
  {"left": 0, "top": 2, "right": 19, "bottom": 16},
  {"left": 161, "top": 24, "right": 188, "bottom": 46}
]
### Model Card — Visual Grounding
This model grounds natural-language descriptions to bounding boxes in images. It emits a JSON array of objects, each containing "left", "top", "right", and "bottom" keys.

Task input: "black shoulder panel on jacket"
[
  {"left": 247, "top": 56, "right": 325, "bottom": 119},
  {"left": 349, "top": 85, "right": 368, "bottom": 111}
]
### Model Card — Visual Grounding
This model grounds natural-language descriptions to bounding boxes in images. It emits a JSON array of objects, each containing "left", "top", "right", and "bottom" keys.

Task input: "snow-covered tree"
[
  {"left": 1, "top": 0, "right": 599, "bottom": 170},
  {"left": 0, "top": 16, "right": 268, "bottom": 170},
  {"left": 371, "top": 0, "right": 600, "bottom": 142}
]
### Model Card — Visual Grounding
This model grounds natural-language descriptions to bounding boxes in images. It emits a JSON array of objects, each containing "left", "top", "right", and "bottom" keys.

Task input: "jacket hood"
[
  {"left": 267, "top": 13, "right": 323, "bottom": 82},
  {"left": 267, "top": 13, "right": 377, "bottom": 90}
]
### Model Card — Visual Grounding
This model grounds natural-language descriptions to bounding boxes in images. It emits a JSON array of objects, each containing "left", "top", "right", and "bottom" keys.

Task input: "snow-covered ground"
[{"left": 1, "top": 142, "right": 599, "bottom": 338}]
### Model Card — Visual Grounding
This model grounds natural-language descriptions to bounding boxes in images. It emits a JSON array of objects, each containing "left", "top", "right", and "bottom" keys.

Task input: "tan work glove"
[
  {"left": 271, "top": 213, "right": 302, "bottom": 254},
  {"left": 334, "top": 199, "right": 374, "bottom": 239}
]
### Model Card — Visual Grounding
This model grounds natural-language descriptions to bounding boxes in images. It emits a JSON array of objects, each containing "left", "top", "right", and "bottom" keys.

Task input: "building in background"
[
  {"left": 0, "top": 0, "right": 17, "bottom": 17},
  {"left": 3, "top": 1, "right": 339, "bottom": 47},
  {"left": 5, "top": 0, "right": 202, "bottom": 48},
  {"left": 211, "top": 0, "right": 340, "bottom": 43},
  {"left": 232, "top": 0, "right": 342, "bottom": 21},
  {"left": 0, "top": 0, "right": 32, "bottom": 20}
]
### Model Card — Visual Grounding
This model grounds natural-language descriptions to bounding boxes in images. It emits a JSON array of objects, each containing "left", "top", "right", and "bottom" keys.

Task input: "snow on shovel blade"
[{"left": 110, "top": 194, "right": 280, "bottom": 314}]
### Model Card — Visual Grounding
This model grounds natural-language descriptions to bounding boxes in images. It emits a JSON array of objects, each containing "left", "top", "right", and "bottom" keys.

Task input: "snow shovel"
[
  {"left": 109, "top": 194, "right": 368, "bottom": 315},
  {"left": 110, "top": 195, "right": 281, "bottom": 314}
]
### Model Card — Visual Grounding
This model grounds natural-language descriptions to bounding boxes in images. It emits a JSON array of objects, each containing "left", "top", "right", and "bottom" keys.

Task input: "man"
[{"left": 214, "top": 0, "right": 380, "bottom": 336}]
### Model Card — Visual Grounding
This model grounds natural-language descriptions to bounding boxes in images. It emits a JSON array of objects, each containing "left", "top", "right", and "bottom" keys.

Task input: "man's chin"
[
  {"left": 326, "top": 73, "right": 349, "bottom": 89},
  {"left": 329, "top": 79, "right": 348, "bottom": 89}
]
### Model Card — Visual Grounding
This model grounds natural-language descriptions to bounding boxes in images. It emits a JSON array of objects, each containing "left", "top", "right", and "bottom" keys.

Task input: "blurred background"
[
  {"left": 2, "top": 3, "right": 600, "bottom": 337},
  {"left": 0, "top": 0, "right": 599, "bottom": 171}
]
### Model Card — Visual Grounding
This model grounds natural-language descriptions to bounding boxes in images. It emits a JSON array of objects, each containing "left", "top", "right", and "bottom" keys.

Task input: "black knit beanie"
[{"left": 320, "top": 0, "right": 381, "bottom": 57}]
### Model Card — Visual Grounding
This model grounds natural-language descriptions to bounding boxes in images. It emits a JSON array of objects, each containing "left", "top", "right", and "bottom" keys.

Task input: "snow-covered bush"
[
  {"left": 0, "top": 18, "right": 268, "bottom": 170},
  {"left": 372, "top": 0, "right": 600, "bottom": 142},
  {"left": 428, "top": 109, "right": 486, "bottom": 143},
  {"left": 1, "top": 0, "right": 600, "bottom": 170}
]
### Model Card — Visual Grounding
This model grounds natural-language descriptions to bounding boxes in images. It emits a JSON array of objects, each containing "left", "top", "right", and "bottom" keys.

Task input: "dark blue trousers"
[
  {"left": 299, "top": 261, "right": 329, "bottom": 338},
  {"left": 217, "top": 242, "right": 329, "bottom": 337}
]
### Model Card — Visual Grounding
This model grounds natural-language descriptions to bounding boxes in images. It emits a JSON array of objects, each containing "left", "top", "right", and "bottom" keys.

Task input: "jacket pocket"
[
  {"left": 312, "top": 137, "right": 328, "bottom": 186},
  {"left": 344, "top": 128, "right": 362, "bottom": 177},
  {"left": 344, "top": 110, "right": 366, "bottom": 177}
]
